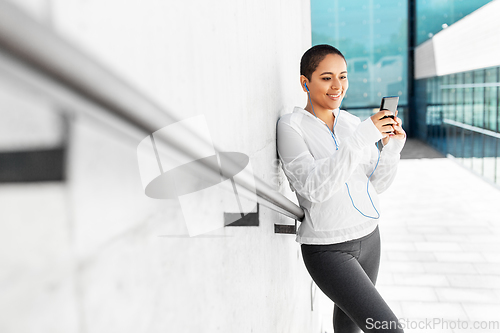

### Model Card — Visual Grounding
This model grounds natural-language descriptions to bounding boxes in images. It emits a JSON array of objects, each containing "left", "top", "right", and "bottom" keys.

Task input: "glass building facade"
[
  {"left": 423, "top": 66, "right": 500, "bottom": 185},
  {"left": 416, "top": 0, "right": 498, "bottom": 186},
  {"left": 416, "top": 0, "right": 492, "bottom": 45},
  {"left": 311, "top": 0, "right": 408, "bottom": 121},
  {"left": 311, "top": 0, "right": 498, "bottom": 186}
]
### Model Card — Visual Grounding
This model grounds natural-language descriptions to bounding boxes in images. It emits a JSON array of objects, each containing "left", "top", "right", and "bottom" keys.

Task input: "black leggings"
[{"left": 301, "top": 226, "right": 404, "bottom": 333}]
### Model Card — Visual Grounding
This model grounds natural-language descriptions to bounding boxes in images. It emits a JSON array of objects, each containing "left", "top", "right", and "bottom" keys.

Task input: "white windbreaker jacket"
[{"left": 277, "top": 106, "right": 405, "bottom": 244}]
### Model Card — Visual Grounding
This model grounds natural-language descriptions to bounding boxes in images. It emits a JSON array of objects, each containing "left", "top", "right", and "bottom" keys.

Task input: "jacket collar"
[{"left": 293, "top": 106, "right": 340, "bottom": 119}]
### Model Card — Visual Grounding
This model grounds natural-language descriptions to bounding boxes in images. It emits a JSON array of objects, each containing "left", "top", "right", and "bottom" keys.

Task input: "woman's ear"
[{"left": 300, "top": 75, "right": 309, "bottom": 93}]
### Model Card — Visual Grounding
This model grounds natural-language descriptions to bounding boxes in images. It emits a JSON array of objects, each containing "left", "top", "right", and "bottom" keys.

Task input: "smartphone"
[{"left": 379, "top": 96, "right": 399, "bottom": 134}]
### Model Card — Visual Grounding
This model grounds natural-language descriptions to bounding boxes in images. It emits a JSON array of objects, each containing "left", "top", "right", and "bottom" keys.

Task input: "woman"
[{"left": 277, "top": 44, "right": 406, "bottom": 332}]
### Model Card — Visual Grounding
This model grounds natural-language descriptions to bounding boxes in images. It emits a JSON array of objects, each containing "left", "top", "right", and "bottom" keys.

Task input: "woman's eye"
[{"left": 340, "top": 76, "right": 347, "bottom": 79}]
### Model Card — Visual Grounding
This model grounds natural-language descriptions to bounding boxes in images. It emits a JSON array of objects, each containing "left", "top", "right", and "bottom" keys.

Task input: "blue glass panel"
[
  {"left": 311, "top": 0, "right": 408, "bottom": 109},
  {"left": 463, "top": 71, "right": 473, "bottom": 125},
  {"left": 471, "top": 132, "right": 484, "bottom": 175},
  {"left": 473, "top": 70, "right": 485, "bottom": 128},
  {"left": 422, "top": 66, "right": 499, "bottom": 183},
  {"left": 497, "top": 142, "right": 500, "bottom": 185},
  {"left": 485, "top": 68, "right": 498, "bottom": 132},
  {"left": 416, "top": 0, "right": 493, "bottom": 45},
  {"left": 348, "top": 107, "right": 407, "bottom": 125},
  {"left": 455, "top": 73, "right": 464, "bottom": 123},
  {"left": 483, "top": 136, "right": 496, "bottom": 183}
]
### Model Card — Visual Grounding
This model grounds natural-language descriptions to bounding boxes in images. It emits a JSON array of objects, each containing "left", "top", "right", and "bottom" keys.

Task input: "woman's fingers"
[
  {"left": 372, "top": 110, "right": 394, "bottom": 120},
  {"left": 395, "top": 116, "right": 402, "bottom": 126},
  {"left": 371, "top": 110, "right": 397, "bottom": 135},
  {"left": 391, "top": 123, "right": 406, "bottom": 139},
  {"left": 374, "top": 111, "right": 405, "bottom": 140}
]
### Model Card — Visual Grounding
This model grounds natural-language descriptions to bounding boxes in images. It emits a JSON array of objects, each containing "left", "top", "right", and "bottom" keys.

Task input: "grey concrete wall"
[{"left": 1, "top": 1, "right": 325, "bottom": 332}]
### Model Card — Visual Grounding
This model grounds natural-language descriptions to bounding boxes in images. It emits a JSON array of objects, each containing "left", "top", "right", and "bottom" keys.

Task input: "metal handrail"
[
  {"left": 443, "top": 119, "right": 500, "bottom": 139},
  {"left": 0, "top": 0, "right": 304, "bottom": 221}
]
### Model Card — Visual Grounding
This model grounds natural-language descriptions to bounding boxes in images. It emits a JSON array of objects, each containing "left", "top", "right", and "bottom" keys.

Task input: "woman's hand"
[
  {"left": 390, "top": 110, "right": 406, "bottom": 142},
  {"left": 371, "top": 110, "right": 405, "bottom": 146},
  {"left": 371, "top": 110, "right": 396, "bottom": 140}
]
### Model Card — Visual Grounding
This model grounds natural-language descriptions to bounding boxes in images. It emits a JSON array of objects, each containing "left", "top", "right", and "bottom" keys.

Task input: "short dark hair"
[{"left": 300, "top": 44, "right": 346, "bottom": 81}]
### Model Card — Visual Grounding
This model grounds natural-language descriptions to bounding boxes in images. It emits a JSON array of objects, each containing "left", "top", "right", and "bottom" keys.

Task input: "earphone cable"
[
  {"left": 306, "top": 88, "right": 379, "bottom": 220},
  {"left": 307, "top": 89, "right": 339, "bottom": 150}
]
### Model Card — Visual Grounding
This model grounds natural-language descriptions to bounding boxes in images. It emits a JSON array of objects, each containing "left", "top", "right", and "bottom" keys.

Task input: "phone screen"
[{"left": 380, "top": 96, "right": 399, "bottom": 115}]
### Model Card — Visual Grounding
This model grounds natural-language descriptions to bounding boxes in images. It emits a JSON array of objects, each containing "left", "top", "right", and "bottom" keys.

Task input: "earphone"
[
  {"left": 305, "top": 82, "right": 380, "bottom": 219},
  {"left": 305, "top": 82, "right": 339, "bottom": 149}
]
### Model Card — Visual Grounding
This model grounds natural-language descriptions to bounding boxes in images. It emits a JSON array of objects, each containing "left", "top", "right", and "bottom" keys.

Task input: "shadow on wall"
[{"left": 0, "top": 86, "right": 68, "bottom": 183}]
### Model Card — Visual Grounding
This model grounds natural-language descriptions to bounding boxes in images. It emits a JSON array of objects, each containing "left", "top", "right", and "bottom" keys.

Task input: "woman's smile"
[{"left": 327, "top": 91, "right": 343, "bottom": 100}]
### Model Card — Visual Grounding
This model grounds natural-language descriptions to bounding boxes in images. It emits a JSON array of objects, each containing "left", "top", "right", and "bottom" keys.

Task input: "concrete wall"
[{"left": 0, "top": 1, "right": 324, "bottom": 332}]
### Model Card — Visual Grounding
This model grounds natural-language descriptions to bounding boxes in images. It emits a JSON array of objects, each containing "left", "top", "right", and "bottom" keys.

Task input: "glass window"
[
  {"left": 426, "top": 78, "right": 432, "bottom": 104},
  {"left": 424, "top": 67, "right": 499, "bottom": 182},
  {"left": 464, "top": 71, "right": 473, "bottom": 125},
  {"left": 485, "top": 68, "right": 497, "bottom": 131},
  {"left": 311, "top": 0, "right": 408, "bottom": 108},
  {"left": 447, "top": 74, "right": 456, "bottom": 120},
  {"left": 429, "top": 77, "right": 439, "bottom": 105},
  {"left": 416, "top": 0, "right": 493, "bottom": 45},
  {"left": 463, "top": 130, "right": 473, "bottom": 169},
  {"left": 498, "top": 68, "right": 500, "bottom": 132},
  {"left": 441, "top": 75, "right": 449, "bottom": 105},
  {"left": 456, "top": 127, "right": 464, "bottom": 163},
  {"left": 473, "top": 70, "right": 485, "bottom": 128},
  {"left": 348, "top": 108, "right": 377, "bottom": 121},
  {"left": 471, "top": 133, "right": 484, "bottom": 176},
  {"left": 455, "top": 73, "right": 464, "bottom": 123},
  {"left": 497, "top": 140, "right": 500, "bottom": 185},
  {"left": 483, "top": 136, "right": 496, "bottom": 183}
]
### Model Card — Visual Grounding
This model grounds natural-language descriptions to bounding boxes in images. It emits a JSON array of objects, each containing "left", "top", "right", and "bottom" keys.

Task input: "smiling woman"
[
  {"left": 277, "top": 44, "right": 407, "bottom": 333},
  {"left": 302, "top": 55, "right": 348, "bottom": 109}
]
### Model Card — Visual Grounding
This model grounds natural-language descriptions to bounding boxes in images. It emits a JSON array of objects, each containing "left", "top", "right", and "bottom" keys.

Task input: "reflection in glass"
[
  {"left": 311, "top": 0, "right": 408, "bottom": 109},
  {"left": 464, "top": 72, "right": 473, "bottom": 125},
  {"left": 423, "top": 66, "right": 500, "bottom": 185},
  {"left": 484, "top": 136, "right": 496, "bottom": 183},
  {"left": 485, "top": 68, "right": 497, "bottom": 131},
  {"left": 456, "top": 73, "right": 464, "bottom": 123},
  {"left": 416, "top": 0, "right": 493, "bottom": 45},
  {"left": 473, "top": 70, "right": 485, "bottom": 128},
  {"left": 497, "top": 141, "right": 500, "bottom": 186}
]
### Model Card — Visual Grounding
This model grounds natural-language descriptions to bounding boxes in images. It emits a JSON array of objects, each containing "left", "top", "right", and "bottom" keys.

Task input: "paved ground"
[
  {"left": 317, "top": 139, "right": 500, "bottom": 333},
  {"left": 400, "top": 139, "right": 445, "bottom": 160}
]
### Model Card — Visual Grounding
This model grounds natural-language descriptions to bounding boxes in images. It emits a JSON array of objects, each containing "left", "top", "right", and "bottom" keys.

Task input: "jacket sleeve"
[
  {"left": 277, "top": 116, "right": 382, "bottom": 203},
  {"left": 368, "top": 137, "right": 406, "bottom": 194}
]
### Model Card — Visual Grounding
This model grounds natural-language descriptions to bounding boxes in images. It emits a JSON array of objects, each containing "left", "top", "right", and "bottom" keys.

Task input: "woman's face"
[{"left": 304, "top": 53, "right": 348, "bottom": 112}]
